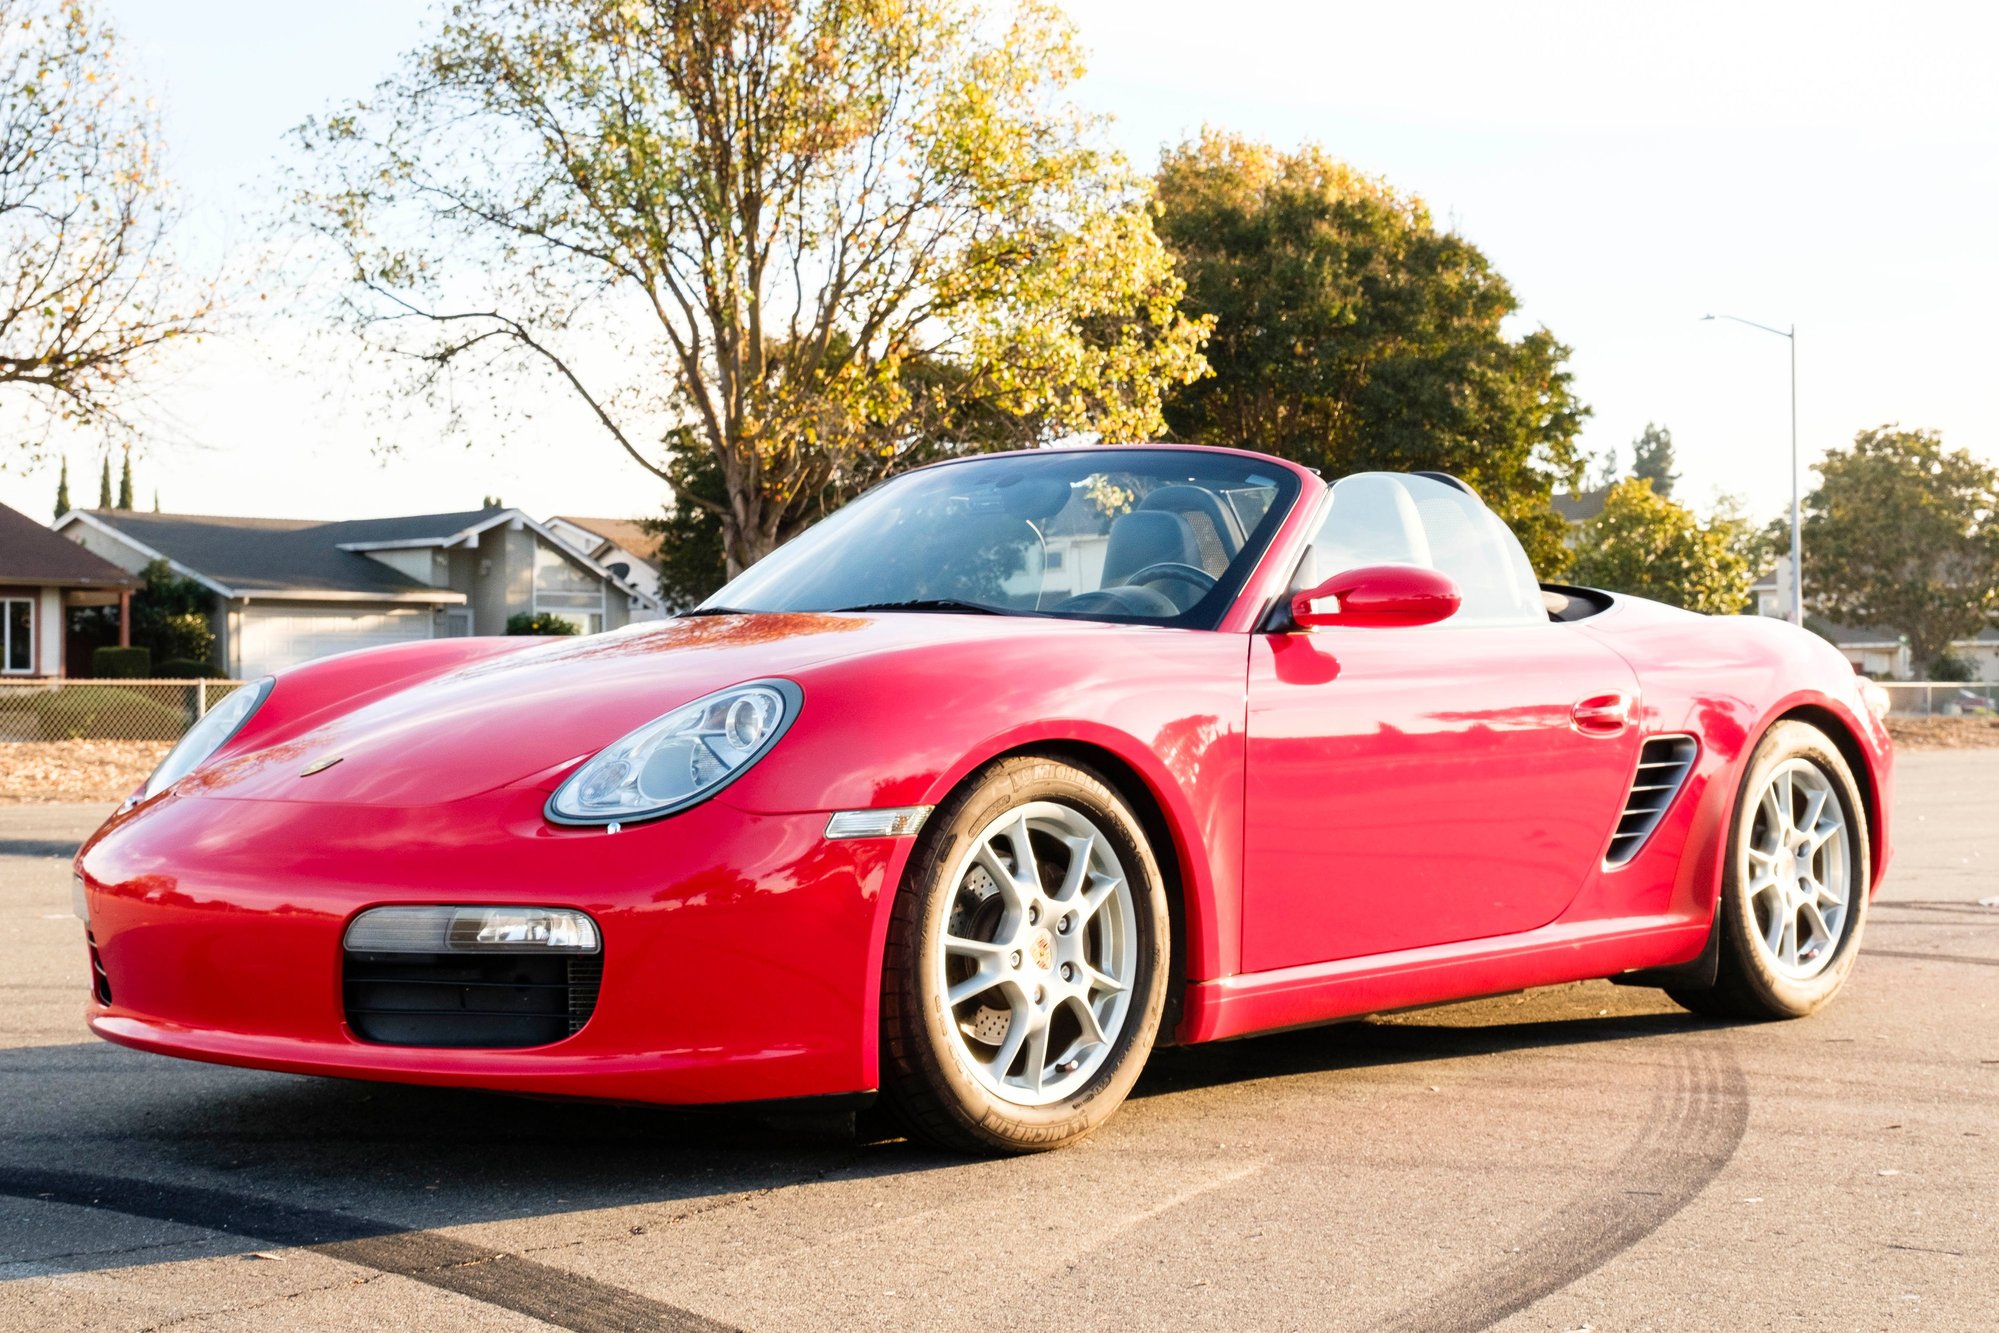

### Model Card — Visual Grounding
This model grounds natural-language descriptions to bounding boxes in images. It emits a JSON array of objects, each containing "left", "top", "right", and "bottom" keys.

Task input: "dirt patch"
[
  {"left": 1886, "top": 715, "right": 1999, "bottom": 750},
  {"left": 0, "top": 740, "right": 169, "bottom": 804}
]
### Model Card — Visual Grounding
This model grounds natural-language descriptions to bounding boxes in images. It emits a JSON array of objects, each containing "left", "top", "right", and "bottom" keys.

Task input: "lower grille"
[{"left": 343, "top": 951, "right": 602, "bottom": 1048}]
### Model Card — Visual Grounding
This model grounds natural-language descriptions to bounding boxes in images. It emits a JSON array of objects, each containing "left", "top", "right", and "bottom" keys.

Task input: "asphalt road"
[{"left": 1, "top": 751, "right": 1994, "bottom": 1332}]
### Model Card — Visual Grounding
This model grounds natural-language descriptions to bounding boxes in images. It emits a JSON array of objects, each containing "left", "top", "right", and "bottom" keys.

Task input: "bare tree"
[{"left": 0, "top": 1, "right": 208, "bottom": 455}]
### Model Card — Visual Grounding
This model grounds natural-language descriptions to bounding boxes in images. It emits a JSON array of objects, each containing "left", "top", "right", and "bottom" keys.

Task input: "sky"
[{"left": 2, "top": 0, "right": 1995, "bottom": 529}]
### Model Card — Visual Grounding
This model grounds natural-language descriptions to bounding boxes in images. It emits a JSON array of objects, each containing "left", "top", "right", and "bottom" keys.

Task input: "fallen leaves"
[{"left": 0, "top": 739, "right": 167, "bottom": 804}]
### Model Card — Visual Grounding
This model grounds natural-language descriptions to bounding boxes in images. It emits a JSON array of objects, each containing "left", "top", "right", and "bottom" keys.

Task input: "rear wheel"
[
  {"left": 1668, "top": 720, "right": 1870, "bottom": 1020},
  {"left": 879, "top": 756, "right": 1169, "bottom": 1154}
]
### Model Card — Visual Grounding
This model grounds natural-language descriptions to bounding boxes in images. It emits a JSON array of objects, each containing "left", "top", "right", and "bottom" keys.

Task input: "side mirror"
[{"left": 1290, "top": 564, "right": 1461, "bottom": 629}]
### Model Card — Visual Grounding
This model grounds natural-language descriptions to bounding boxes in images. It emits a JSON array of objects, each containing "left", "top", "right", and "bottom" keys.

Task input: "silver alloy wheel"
[
  {"left": 931, "top": 800, "right": 1136, "bottom": 1107},
  {"left": 1742, "top": 757, "right": 1853, "bottom": 980}
]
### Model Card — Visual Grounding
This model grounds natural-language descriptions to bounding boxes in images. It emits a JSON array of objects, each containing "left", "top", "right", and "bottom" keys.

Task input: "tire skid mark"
[
  {"left": 1863, "top": 949, "right": 1999, "bottom": 968},
  {"left": 1381, "top": 1038, "right": 1749, "bottom": 1333},
  {"left": 0, "top": 1167, "right": 736, "bottom": 1333}
]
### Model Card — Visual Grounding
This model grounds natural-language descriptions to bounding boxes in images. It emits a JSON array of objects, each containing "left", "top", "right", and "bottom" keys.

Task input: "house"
[
  {"left": 1745, "top": 554, "right": 1999, "bottom": 681},
  {"left": 56, "top": 506, "right": 664, "bottom": 678},
  {"left": 545, "top": 515, "right": 668, "bottom": 618},
  {"left": 0, "top": 500, "right": 139, "bottom": 677},
  {"left": 1550, "top": 485, "right": 1610, "bottom": 530}
]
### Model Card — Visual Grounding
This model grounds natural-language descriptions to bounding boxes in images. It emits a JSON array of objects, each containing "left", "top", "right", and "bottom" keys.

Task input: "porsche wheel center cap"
[{"left": 1029, "top": 929, "right": 1056, "bottom": 972}]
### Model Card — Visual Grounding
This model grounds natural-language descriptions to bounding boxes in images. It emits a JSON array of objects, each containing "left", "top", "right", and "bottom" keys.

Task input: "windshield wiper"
[
  {"left": 679, "top": 606, "right": 753, "bottom": 616},
  {"left": 833, "top": 598, "right": 1010, "bottom": 616}
]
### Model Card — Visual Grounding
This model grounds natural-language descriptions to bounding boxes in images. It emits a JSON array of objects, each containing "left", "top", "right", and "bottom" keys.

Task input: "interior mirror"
[{"left": 1290, "top": 564, "right": 1461, "bottom": 629}]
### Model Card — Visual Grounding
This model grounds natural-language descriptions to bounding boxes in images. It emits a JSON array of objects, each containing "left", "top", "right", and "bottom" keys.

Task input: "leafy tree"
[
  {"left": 506, "top": 610, "right": 581, "bottom": 636},
  {"left": 53, "top": 455, "right": 69, "bottom": 518},
  {"left": 97, "top": 453, "right": 111, "bottom": 507},
  {"left": 1803, "top": 427, "right": 1999, "bottom": 673},
  {"left": 643, "top": 442, "right": 727, "bottom": 611},
  {"left": 116, "top": 445, "right": 133, "bottom": 509},
  {"left": 1570, "top": 479, "right": 1753, "bottom": 615},
  {"left": 1152, "top": 131, "right": 1586, "bottom": 574},
  {"left": 292, "top": 0, "right": 1209, "bottom": 576},
  {"left": 1706, "top": 491, "right": 1777, "bottom": 604},
  {"left": 1630, "top": 423, "right": 1678, "bottom": 497},
  {"left": 0, "top": 1, "right": 209, "bottom": 457},
  {"left": 129, "top": 558, "right": 216, "bottom": 665}
]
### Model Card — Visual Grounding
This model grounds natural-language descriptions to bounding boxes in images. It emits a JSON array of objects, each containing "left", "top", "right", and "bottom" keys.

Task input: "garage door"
[{"left": 238, "top": 606, "right": 431, "bottom": 676}]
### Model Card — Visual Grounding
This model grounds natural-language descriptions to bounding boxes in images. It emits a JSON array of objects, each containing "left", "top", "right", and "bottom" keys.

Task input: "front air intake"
[
  {"left": 341, "top": 906, "right": 602, "bottom": 1048},
  {"left": 343, "top": 952, "right": 603, "bottom": 1048},
  {"left": 1606, "top": 735, "right": 1698, "bottom": 865}
]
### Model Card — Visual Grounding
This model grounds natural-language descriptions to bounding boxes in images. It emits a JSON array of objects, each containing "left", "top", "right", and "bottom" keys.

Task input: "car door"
[{"left": 1240, "top": 474, "right": 1641, "bottom": 972}]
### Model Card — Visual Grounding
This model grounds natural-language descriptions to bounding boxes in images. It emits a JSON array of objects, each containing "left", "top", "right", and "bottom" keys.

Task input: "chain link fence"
[
  {"left": 0, "top": 679, "right": 248, "bottom": 742},
  {"left": 1874, "top": 681, "right": 1999, "bottom": 717}
]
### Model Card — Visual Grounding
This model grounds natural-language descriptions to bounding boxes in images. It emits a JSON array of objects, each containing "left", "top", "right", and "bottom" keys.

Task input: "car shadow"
[
  {"left": 0, "top": 1004, "right": 1731, "bottom": 1280},
  {"left": 1135, "top": 1007, "right": 1728, "bottom": 1099}
]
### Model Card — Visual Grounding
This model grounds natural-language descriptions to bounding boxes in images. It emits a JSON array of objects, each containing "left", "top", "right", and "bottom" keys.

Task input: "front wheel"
[
  {"left": 879, "top": 756, "right": 1169, "bottom": 1153},
  {"left": 1668, "top": 720, "right": 1870, "bottom": 1020}
]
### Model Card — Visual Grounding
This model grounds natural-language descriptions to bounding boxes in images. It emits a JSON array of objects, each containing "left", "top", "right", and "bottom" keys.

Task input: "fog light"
[
  {"left": 72, "top": 872, "right": 89, "bottom": 925},
  {"left": 344, "top": 906, "right": 601, "bottom": 954},
  {"left": 825, "top": 806, "right": 932, "bottom": 839}
]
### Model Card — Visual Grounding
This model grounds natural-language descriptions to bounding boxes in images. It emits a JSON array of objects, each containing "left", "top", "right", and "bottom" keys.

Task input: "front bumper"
[{"left": 75, "top": 787, "right": 913, "bottom": 1105}]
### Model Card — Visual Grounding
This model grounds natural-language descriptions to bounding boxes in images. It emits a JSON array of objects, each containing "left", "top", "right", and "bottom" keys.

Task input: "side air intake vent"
[{"left": 1606, "top": 735, "right": 1698, "bottom": 865}]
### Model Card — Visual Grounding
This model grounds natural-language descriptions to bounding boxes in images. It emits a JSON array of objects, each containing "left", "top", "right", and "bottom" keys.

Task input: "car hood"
[{"left": 182, "top": 612, "right": 1073, "bottom": 807}]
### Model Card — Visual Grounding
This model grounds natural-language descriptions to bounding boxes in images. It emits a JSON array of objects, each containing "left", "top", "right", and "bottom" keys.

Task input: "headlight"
[
  {"left": 546, "top": 680, "right": 801, "bottom": 825},
  {"left": 142, "top": 677, "right": 274, "bottom": 799}
]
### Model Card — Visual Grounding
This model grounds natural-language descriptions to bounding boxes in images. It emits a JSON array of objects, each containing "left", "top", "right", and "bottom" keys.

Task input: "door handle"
[{"left": 1571, "top": 691, "right": 1634, "bottom": 735}]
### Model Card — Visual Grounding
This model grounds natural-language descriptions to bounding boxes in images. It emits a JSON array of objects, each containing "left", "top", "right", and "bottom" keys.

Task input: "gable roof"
[
  {"left": 57, "top": 509, "right": 494, "bottom": 601},
  {"left": 55, "top": 505, "right": 662, "bottom": 611},
  {"left": 0, "top": 501, "right": 137, "bottom": 588},
  {"left": 549, "top": 516, "right": 660, "bottom": 566}
]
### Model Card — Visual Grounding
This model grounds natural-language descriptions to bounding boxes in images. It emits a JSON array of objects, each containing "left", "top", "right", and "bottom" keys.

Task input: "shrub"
[
  {"left": 1928, "top": 651, "right": 1977, "bottom": 683},
  {"left": 157, "top": 658, "right": 229, "bottom": 679},
  {"left": 150, "top": 612, "right": 215, "bottom": 664},
  {"left": 506, "top": 611, "right": 580, "bottom": 636},
  {"left": 19, "top": 685, "right": 186, "bottom": 740},
  {"left": 131, "top": 560, "right": 217, "bottom": 663},
  {"left": 91, "top": 645, "right": 152, "bottom": 678}
]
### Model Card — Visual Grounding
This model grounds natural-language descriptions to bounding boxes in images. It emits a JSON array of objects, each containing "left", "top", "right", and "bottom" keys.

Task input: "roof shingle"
[
  {"left": 0, "top": 502, "right": 137, "bottom": 587},
  {"left": 65, "top": 509, "right": 502, "bottom": 597}
]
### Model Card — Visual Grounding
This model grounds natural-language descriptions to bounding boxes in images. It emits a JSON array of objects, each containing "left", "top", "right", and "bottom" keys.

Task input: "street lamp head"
[{"left": 1700, "top": 313, "right": 1716, "bottom": 321}]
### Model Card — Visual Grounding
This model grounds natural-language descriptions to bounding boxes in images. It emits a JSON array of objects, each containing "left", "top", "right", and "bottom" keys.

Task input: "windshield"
[{"left": 705, "top": 449, "right": 1301, "bottom": 628}]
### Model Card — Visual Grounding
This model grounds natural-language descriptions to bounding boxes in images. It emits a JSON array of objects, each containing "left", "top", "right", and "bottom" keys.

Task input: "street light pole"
[{"left": 1704, "top": 314, "right": 1802, "bottom": 626}]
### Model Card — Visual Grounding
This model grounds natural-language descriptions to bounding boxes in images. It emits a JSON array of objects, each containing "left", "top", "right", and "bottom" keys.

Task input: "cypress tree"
[
  {"left": 55, "top": 457, "right": 71, "bottom": 519},
  {"left": 117, "top": 447, "right": 134, "bottom": 509},
  {"left": 98, "top": 453, "right": 112, "bottom": 508}
]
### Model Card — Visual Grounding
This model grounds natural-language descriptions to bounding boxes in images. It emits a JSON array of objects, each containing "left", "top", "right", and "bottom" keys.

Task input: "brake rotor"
[{"left": 949, "top": 863, "right": 1012, "bottom": 1047}]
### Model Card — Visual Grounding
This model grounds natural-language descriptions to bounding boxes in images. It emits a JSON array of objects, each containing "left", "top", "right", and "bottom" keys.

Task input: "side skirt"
[{"left": 1177, "top": 916, "right": 1712, "bottom": 1044}]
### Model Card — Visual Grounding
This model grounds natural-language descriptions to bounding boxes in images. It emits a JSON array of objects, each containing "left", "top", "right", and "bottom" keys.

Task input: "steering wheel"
[{"left": 1119, "top": 561, "right": 1218, "bottom": 598}]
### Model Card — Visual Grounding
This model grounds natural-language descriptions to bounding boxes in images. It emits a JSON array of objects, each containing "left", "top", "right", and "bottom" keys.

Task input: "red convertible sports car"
[{"left": 74, "top": 445, "right": 1893, "bottom": 1153}]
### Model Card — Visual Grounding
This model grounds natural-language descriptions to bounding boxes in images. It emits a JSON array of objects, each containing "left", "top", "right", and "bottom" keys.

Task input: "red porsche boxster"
[{"left": 73, "top": 445, "right": 1892, "bottom": 1152}]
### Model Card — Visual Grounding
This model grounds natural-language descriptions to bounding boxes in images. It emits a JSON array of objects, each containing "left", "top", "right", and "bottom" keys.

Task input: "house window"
[
  {"left": 533, "top": 542, "right": 605, "bottom": 635},
  {"left": 2, "top": 598, "right": 31, "bottom": 674}
]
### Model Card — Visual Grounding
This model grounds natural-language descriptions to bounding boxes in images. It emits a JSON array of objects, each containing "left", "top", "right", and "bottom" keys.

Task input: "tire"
[
  {"left": 879, "top": 755, "right": 1170, "bottom": 1154},
  {"left": 1667, "top": 720, "right": 1870, "bottom": 1021}
]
